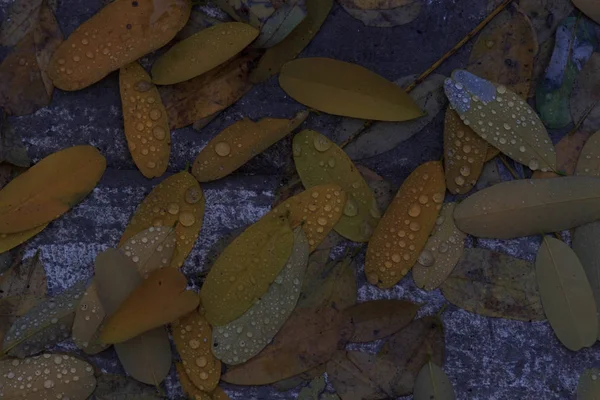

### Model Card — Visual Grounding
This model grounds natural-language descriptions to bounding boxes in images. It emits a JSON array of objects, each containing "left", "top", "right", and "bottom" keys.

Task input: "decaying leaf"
[
  {"left": 326, "top": 351, "right": 388, "bottom": 400},
  {"left": 453, "top": 176, "right": 600, "bottom": 239},
  {"left": 101, "top": 268, "right": 199, "bottom": 344},
  {"left": 0, "top": 0, "right": 57, "bottom": 46},
  {"left": 152, "top": 22, "right": 258, "bottom": 85},
  {"left": 293, "top": 129, "right": 380, "bottom": 242},
  {"left": 0, "top": 111, "right": 30, "bottom": 167},
  {"left": 529, "top": 35, "right": 555, "bottom": 98},
  {"left": 250, "top": 0, "right": 333, "bottom": 83},
  {"left": 120, "top": 171, "right": 204, "bottom": 268},
  {"left": 532, "top": 130, "right": 592, "bottom": 179},
  {"left": 356, "top": 165, "right": 394, "bottom": 213},
  {"left": 173, "top": 311, "right": 221, "bottom": 392},
  {"left": 444, "top": 70, "right": 556, "bottom": 172},
  {"left": 337, "top": 0, "right": 421, "bottom": 28},
  {"left": 213, "top": 228, "right": 308, "bottom": 365},
  {"left": 0, "top": 224, "right": 47, "bottom": 257},
  {"left": 119, "top": 62, "right": 171, "bottom": 178},
  {"left": 440, "top": 248, "right": 545, "bottom": 321},
  {"left": 344, "top": 300, "right": 420, "bottom": 343},
  {"left": 95, "top": 248, "right": 171, "bottom": 385},
  {"left": 201, "top": 212, "right": 294, "bottom": 326},
  {"left": 297, "top": 375, "right": 340, "bottom": 400},
  {"left": 94, "top": 374, "right": 165, "bottom": 400},
  {"left": 577, "top": 368, "right": 600, "bottom": 399},
  {"left": 160, "top": 53, "right": 256, "bottom": 129},
  {"left": 573, "top": 222, "right": 600, "bottom": 340},
  {"left": 3, "top": 281, "right": 85, "bottom": 358},
  {"left": 571, "top": 52, "right": 600, "bottom": 134},
  {"left": 516, "top": 0, "right": 573, "bottom": 45},
  {"left": 48, "top": 0, "right": 192, "bottom": 91},
  {"left": 413, "top": 361, "right": 456, "bottom": 400},
  {"left": 0, "top": 353, "right": 96, "bottom": 400},
  {"left": 536, "top": 236, "right": 597, "bottom": 351},
  {"left": 365, "top": 161, "right": 445, "bottom": 289},
  {"left": 280, "top": 58, "right": 423, "bottom": 121},
  {"left": 176, "top": 362, "right": 211, "bottom": 400},
  {"left": 334, "top": 74, "right": 447, "bottom": 160},
  {"left": 192, "top": 110, "right": 308, "bottom": 182},
  {"left": 576, "top": 130, "right": 600, "bottom": 177},
  {"left": 0, "top": 145, "right": 106, "bottom": 234}
]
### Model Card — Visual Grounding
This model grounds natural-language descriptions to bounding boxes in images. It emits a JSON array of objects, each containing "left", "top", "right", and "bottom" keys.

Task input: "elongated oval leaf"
[
  {"left": 48, "top": 0, "right": 192, "bottom": 91},
  {"left": 412, "top": 203, "right": 466, "bottom": 291},
  {"left": 532, "top": 130, "right": 593, "bottom": 179},
  {"left": 193, "top": 110, "right": 308, "bottom": 182},
  {"left": 0, "top": 353, "right": 96, "bottom": 400},
  {"left": 213, "top": 228, "right": 309, "bottom": 365},
  {"left": 576, "top": 130, "right": 600, "bottom": 177},
  {"left": 344, "top": 300, "right": 420, "bottom": 343},
  {"left": 176, "top": 362, "right": 212, "bottom": 400},
  {"left": 0, "top": 223, "right": 47, "bottom": 255},
  {"left": 0, "top": 145, "right": 106, "bottom": 234},
  {"left": 577, "top": 368, "right": 600, "bottom": 399},
  {"left": 201, "top": 213, "right": 294, "bottom": 326},
  {"left": 280, "top": 58, "right": 423, "bottom": 121},
  {"left": 101, "top": 268, "right": 199, "bottom": 344},
  {"left": 120, "top": 62, "right": 171, "bottom": 178},
  {"left": 573, "top": 226, "right": 600, "bottom": 340},
  {"left": 120, "top": 171, "right": 205, "bottom": 268},
  {"left": 536, "top": 236, "right": 597, "bottom": 351},
  {"left": 152, "top": 22, "right": 258, "bottom": 85},
  {"left": 444, "top": 70, "right": 556, "bottom": 172},
  {"left": 173, "top": 312, "right": 221, "bottom": 392},
  {"left": 365, "top": 161, "right": 445, "bottom": 288},
  {"left": 72, "top": 282, "right": 108, "bottom": 354},
  {"left": 414, "top": 361, "right": 456, "bottom": 400},
  {"left": 441, "top": 248, "right": 544, "bottom": 321},
  {"left": 454, "top": 176, "right": 600, "bottom": 239},
  {"left": 570, "top": 52, "right": 600, "bottom": 134},
  {"left": 293, "top": 129, "right": 380, "bottom": 242}
]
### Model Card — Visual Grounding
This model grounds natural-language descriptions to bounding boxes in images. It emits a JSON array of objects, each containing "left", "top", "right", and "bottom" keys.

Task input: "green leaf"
[
  {"left": 536, "top": 236, "right": 597, "bottom": 351},
  {"left": 413, "top": 361, "right": 456, "bottom": 400},
  {"left": 577, "top": 368, "right": 600, "bottom": 399},
  {"left": 337, "top": 0, "right": 421, "bottom": 28}
]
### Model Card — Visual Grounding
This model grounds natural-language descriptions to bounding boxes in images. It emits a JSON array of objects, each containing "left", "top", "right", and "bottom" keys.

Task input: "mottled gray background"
[{"left": 0, "top": 0, "right": 597, "bottom": 399}]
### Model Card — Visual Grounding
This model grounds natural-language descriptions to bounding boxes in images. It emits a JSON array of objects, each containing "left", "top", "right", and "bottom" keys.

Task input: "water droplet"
[
  {"left": 146, "top": 161, "right": 156, "bottom": 169},
  {"left": 327, "top": 158, "right": 336, "bottom": 168},
  {"left": 439, "top": 242, "right": 449, "bottom": 253},
  {"left": 149, "top": 108, "right": 162, "bottom": 121},
  {"left": 135, "top": 80, "right": 152, "bottom": 92},
  {"left": 497, "top": 85, "right": 506, "bottom": 94},
  {"left": 436, "top": 215, "right": 445, "bottom": 225},
  {"left": 408, "top": 204, "right": 421, "bottom": 217},
  {"left": 409, "top": 222, "right": 420, "bottom": 232},
  {"left": 460, "top": 165, "right": 470, "bottom": 177},
  {"left": 593, "top": 374, "right": 598, "bottom": 381},
  {"left": 317, "top": 217, "right": 327, "bottom": 226},
  {"left": 418, "top": 250, "right": 434, "bottom": 267},
  {"left": 135, "top": 122, "right": 145, "bottom": 132},
  {"left": 195, "top": 356, "right": 207, "bottom": 367},
  {"left": 152, "top": 126, "right": 166, "bottom": 140},
  {"left": 433, "top": 193, "right": 444, "bottom": 203},
  {"left": 418, "top": 195, "right": 428, "bottom": 205},
  {"left": 43, "top": 379, "right": 54, "bottom": 389},
  {"left": 528, "top": 159, "right": 539, "bottom": 170},
  {"left": 73, "top": 55, "right": 80, "bottom": 62},
  {"left": 392, "top": 253, "right": 401, "bottom": 263},
  {"left": 168, "top": 203, "right": 180, "bottom": 215},
  {"left": 343, "top": 198, "right": 358, "bottom": 217},
  {"left": 199, "top": 371, "right": 209, "bottom": 380},
  {"left": 454, "top": 176, "right": 465, "bottom": 186},
  {"left": 185, "top": 187, "right": 202, "bottom": 204},
  {"left": 313, "top": 135, "right": 331, "bottom": 152},
  {"left": 215, "top": 142, "right": 231, "bottom": 157},
  {"left": 179, "top": 212, "right": 196, "bottom": 227}
]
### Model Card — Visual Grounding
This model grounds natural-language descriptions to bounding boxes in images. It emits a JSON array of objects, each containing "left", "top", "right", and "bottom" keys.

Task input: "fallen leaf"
[
  {"left": 221, "top": 306, "right": 351, "bottom": 385},
  {"left": 516, "top": 0, "right": 573, "bottom": 45},
  {"left": 280, "top": 58, "right": 423, "bottom": 121},
  {"left": 120, "top": 171, "right": 205, "bottom": 268},
  {"left": 200, "top": 212, "right": 294, "bottom": 326},
  {"left": 250, "top": 0, "right": 333, "bottom": 83},
  {"left": 334, "top": 74, "right": 447, "bottom": 160},
  {"left": 453, "top": 176, "right": 600, "bottom": 239},
  {"left": 3, "top": 281, "right": 85, "bottom": 358},
  {"left": 100, "top": 268, "right": 199, "bottom": 344},
  {"left": 172, "top": 311, "right": 221, "bottom": 392},
  {"left": 0, "top": 145, "right": 106, "bottom": 234},
  {"left": 152, "top": 22, "right": 258, "bottom": 85},
  {"left": 94, "top": 374, "right": 165, "bottom": 400},
  {"left": 572, "top": 0, "right": 600, "bottom": 25},
  {"left": 576, "top": 130, "right": 600, "bottom": 177},
  {"left": 0, "top": 224, "right": 47, "bottom": 257},
  {"left": 412, "top": 203, "right": 466, "bottom": 291},
  {"left": 192, "top": 110, "right": 308, "bottom": 182},
  {"left": 326, "top": 351, "right": 388, "bottom": 400},
  {"left": 444, "top": 70, "right": 556, "bottom": 172},
  {"left": 71, "top": 282, "right": 108, "bottom": 355},
  {"left": 0, "top": 111, "right": 30, "bottom": 167},
  {"left": 536, "top": 17, "right": 596, "bottom": 129},
  {"left": 271, "top": 366, "right": 328, "bottom": 392},
  {"left": 48, "top": 0, "right": 192, "bottom": 91},
  {"left": 337, "top": 0, "right": 421, "bottom": 28},
  {"left": 413, "top": 361, "right": 456, "bottom": 400},
  {"left": 293, "top": 129, "right": 380, "bottom": 242},
  {"left": 532, "top": 130, "right": 592, "bottom": 179},
  {"left": 0, "top": 0, "right": 57, "bottom": 46},
  {"left": 573, "top": 222, "right": 600, "bottom": 340},
  {"left": 529, "top": 35, "right": 555, "bottom": 98},
  {"left": 95, "top": 248, "right": 172, "bottom": 385},
  {"left": 440, "top": 248, "right": 545, "bottom": 321},
  {"left": 365, "top": 161, "right": 445, "bottom": 289},
  {"left": 0, "top": 353, "right": 96, "bottom": 400},
  {"left": 570, "top": 52, "right": 600, "bottom": 134},
  {"left": 298, "top": 375, "right": 326, "bottom": 399},
  {"left": 356, "top": 165, "right": 394, "bottom": 213},
  {"left": 176, "top": 362, "right": 211, "bottom": 400},
  {"left": 176, "top": 9, "right": 230, "bottom": 41},
  {"left": 160, "top": 53, "right": 256, "bottom": 129},
  {"left": 344, "top": 300, "right": 420, "bottom": 343},
  {"left": 577, "top": 368, "right": 600, "bottom": 399},
  {"left": 536, "top": 236, "right": 597, "bottom": 351},
  {"left": 119, "top": 62, "right": 171, "bottom": 178}
]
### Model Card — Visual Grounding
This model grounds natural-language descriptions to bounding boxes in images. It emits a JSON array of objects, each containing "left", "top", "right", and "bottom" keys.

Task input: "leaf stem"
[{"left": 436, "top": 303, "right": 449, "bottom": 317}]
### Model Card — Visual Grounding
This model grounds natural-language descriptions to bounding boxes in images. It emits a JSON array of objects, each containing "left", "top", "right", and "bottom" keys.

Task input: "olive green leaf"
[
  {"left": 212, "top": 228, "right": 309, "bottom": 365},
  {"left": 326, "top": 351, "right": 390, "bottom": 400},
  {"left": 440, "top": 248, "right": 545, "bottom": 321},
  {"left": 577, "top": 368, "right": 600, "bottom": 399},
  {"left": 536, "top": 236, "right": 597, "bottom": 351},
  {"left": 574, "top": 221, "right": 600, "bottom": 339},
  {"left": 444, "top": 70, "right": 556, "bottom": 172},
  {"left": 344, "top": 300, "right": 420, "bottom": 343},
  {"left": 334, "top": 74, "right": 446, "bottom": 160},
  {"left": 414, "top": 361, "right": 456, "bottom": 400},
  {"left": 454, "top": 176, "right": 600, "bottom": 239},
  {"left": 337, "top": 0, "right": 421, "bottom": 28},
  {"left": 576, "top": 130, "right": 600, "bottom": 177},
  {"left": 293, "top": 129, "right": 380, "bottom": 242},
  {"left": 280, "top": 58, "right": 423, "bottom": 121}
]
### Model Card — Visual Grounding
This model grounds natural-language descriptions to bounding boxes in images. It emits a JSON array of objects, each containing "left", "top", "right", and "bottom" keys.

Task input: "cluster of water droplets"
[{"left": 121, "top": 226, "right": 176, "bottom": 276}]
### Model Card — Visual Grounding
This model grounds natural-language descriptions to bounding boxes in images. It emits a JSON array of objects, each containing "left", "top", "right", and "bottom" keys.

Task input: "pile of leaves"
[{"left": 2, "top": 0, "right": 600, "bottom": 399}]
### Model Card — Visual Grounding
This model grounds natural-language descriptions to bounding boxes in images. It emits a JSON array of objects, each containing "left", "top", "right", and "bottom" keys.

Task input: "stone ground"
[{"left": 0, "top": 0, "right": 597, "bottom": 399}]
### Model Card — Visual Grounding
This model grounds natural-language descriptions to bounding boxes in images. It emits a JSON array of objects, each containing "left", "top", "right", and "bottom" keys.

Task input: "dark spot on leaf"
[{"left": 126, "top": 24, "right": 132, "bottom": 30}]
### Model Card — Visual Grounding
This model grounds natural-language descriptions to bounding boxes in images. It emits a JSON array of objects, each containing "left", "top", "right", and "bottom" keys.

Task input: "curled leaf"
[
  {"left": 413, "top": 361, "right": 456, "bottom": 400},
  {"left": 577, "top": 368, "right": 600, "bottom": 399},
  {"left": 365, "top": 161, "right": 445, "bottom": 289},
  {"left": 337, "top": 0, "right": 421, "bottom": 28},
  {"left": 280, "top": 58, "right": 423, "bottom": 121},
  {"left": 344, "top": 300, "right": 419, "bottom": 343},
  {"left": 192, "top": 110, "right": 308, "bottom": 182}
]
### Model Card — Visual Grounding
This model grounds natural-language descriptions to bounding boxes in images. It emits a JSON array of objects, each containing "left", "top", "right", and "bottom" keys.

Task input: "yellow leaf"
[
  {"left": 152, "top": 22, "right": 259, "bottom": 85},
  {"left": 119, "top": 62, "right": 171, "bottom": 178},
  {"left": 120, "top": 171, "right": 204, "bottom": 268},
  {"left": 192, "top": 110, "right": 308, "bottom": 182},
  {"left": 176, "top": 362, "right": 212, "bottom": 400},
  {"left": 0, "top": 224, "right": 47, "bottom": 253},
  {"left": 0, "top": 145, "right": 106, "bottom": 234},
  {"left": 365, "top": 161, "right": 445, "bottom": 288},
  {"left": 48, "top": 0, "right": 192, "bottom": 91},
  {"left": 279, "top": 58, "right": 423, "bottom": 121}
]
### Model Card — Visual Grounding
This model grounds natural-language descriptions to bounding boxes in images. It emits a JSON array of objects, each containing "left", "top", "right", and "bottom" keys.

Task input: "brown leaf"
[
  {"left": 0, "top": 0, "right": 57, "bottom": 47},
  {"left": 570, "top": 52, "right": 600, "bottom": 134},
  {"left": 337, "top": 0, "right": 421, "bottom": 28},
  {"left": 356, "top": 165, "right": 394, "bottom": 213},
  {"left": 344, "top": 300, "right": 420, "bottom": 343},
  {"left": 326, "top": 351, "right": 388, "bottom": 400},
  {"left": 532, "top": 130, "right": 592, "bottom": 179}
]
